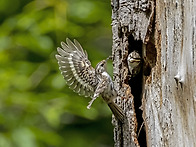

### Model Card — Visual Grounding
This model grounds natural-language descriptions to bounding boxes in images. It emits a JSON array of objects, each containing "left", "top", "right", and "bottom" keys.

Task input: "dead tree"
[{"left": 111, "top": 0, "right": 196, "bottom": 146}]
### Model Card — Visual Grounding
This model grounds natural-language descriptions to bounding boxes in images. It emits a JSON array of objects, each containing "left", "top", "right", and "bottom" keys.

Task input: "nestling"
[{"left": 127, "top": 51, "right": 142, "bottom": 77}]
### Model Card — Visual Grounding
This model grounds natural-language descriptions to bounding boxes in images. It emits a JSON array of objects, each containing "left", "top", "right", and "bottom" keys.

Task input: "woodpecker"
[
  {"left": 127, "top": 51, "right": 142, "bottom": 77},
  {"left": 55, "top": 38, "right": 124, "bottom": 122}
]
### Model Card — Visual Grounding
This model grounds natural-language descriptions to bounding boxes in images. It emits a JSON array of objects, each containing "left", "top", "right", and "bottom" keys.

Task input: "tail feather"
[{"left": 108, "top": 102, "right": 124, "bottom": 122}]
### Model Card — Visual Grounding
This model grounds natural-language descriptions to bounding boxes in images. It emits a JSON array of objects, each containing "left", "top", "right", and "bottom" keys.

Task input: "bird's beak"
[
  {"left": 129, "top": 58, "right": 141, "bottom": 63},
  {"left": 106, "top": 56, "right": 112, "bottom": 61}
]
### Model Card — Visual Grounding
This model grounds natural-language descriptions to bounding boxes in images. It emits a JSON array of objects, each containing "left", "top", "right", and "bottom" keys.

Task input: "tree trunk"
[{"left": 111, "top": 0, "right": 196, "bottom": 147}]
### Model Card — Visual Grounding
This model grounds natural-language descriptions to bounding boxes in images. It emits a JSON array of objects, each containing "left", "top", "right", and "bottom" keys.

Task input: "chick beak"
[{"left": 129, "top": 58, "right": 141, "bottom": 63}]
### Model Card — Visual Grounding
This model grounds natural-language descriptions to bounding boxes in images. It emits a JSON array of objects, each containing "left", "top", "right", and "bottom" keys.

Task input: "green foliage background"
[{"left": 0, "top": 0, "right": 114, "bottom": 146}]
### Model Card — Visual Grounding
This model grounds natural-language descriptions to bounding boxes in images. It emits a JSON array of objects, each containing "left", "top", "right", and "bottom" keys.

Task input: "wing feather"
[
  {"left": 73, "top": 39, "right": 87, "bottom": 58},
  {"left": 57, "top": 47, "right": 69, "bottom": 56},
  {"left": 56, "top": 38, "right": 98, "bottom": 97}
]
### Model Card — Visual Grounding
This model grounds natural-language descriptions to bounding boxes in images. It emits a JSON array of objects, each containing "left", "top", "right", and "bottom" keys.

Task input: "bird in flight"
[{"left": 55, "top": 38, "right": 124, "bottom": 122}]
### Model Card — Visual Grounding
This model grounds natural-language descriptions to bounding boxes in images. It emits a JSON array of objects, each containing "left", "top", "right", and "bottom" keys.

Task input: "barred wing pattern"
[{"left": 55, "top": 38, "right": 98, "bottom": 97}]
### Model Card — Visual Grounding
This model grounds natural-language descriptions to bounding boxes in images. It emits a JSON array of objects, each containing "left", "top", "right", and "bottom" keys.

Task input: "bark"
[
  {"left": 144, "top": 1, "right": 196, "bottom": 146},
  {"left": 111, "top": 0, "right": 154, "bottom": 146},
  {"left": 111, "top": 0, "right": 196, "bottom": 147}
]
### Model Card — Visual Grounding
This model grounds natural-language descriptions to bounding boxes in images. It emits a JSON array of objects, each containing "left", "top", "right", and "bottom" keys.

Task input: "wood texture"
[
  {"left": 143, "top": 0, "right": 196, "bottom": 146},
  {"left": 111, "top": 0, "right": 196, "bottom": 146},
  {"left": 111, "top": 0, "right": 154, "bottom": 146}
]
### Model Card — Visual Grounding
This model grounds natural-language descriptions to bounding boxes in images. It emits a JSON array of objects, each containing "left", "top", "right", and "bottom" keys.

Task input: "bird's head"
[
  {"left": 95, "top": 60, "right": 107, "bottom": 74},
  {"left": 127, "top": 51, "right": 141, "bottom": 68}
]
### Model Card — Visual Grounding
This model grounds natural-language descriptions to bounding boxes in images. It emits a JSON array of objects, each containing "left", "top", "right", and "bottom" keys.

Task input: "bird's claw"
[
  {"left": 106, "top": 55, "right": 113, "bottom": 61},
  {"left": 87, "top": 97, "right": 97, "bottom": 109}
]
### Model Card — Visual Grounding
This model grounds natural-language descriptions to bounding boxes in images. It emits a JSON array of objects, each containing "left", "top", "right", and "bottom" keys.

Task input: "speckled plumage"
[
  {"left": 127, "top": 51, "right": 142, "bottom": 77},
  {"left": 56, "top": 38, "right": 124, "bottom": 122}
]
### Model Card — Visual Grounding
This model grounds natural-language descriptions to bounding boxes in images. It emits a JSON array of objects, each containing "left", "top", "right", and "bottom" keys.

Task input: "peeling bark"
[{"left": 111, "top": 0, "right": 154, "bottom": 146}]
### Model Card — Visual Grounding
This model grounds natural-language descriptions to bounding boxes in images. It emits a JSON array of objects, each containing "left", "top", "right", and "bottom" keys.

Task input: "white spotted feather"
[{"left": 56, "top": 38, "right": 98, "bottom": 97}]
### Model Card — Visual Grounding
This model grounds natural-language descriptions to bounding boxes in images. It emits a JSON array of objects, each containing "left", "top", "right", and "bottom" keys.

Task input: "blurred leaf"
[
  {"left": 31, "top": 126, "right": 64, "bottom": 146},
  {"left": 12, "top": 128, "right": 36, "bottom": 147},
  {"left": 0, "top": 0, "right": 113, "bottom": 146},
  {"left": 0, "top": 134, "right": 12, "bottom": 147}
]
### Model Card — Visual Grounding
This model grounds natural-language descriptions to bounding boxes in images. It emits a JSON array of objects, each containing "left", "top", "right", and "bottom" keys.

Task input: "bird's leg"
[
  {"left": 87, "top": 79, "right": 107, "bottom": 109},
  {"left": 87, "top": 97, "right": 97, "bottom": 109},
  {"left": 87, "top": 87, "right": 104, "bottom": 109}
]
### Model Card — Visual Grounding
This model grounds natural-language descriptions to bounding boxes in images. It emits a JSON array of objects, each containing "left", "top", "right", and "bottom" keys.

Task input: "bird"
[
  {"left": 127, "top": 51, "right": 142, "bottom": 78},
  {"left": 55, "top": 38, "right": 124, "bottom": 122}
]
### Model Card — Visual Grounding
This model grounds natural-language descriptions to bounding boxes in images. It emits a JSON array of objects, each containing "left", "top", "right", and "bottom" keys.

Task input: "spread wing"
[{"left": 55, "top": 38, "right": 98, "bottom": 97}]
